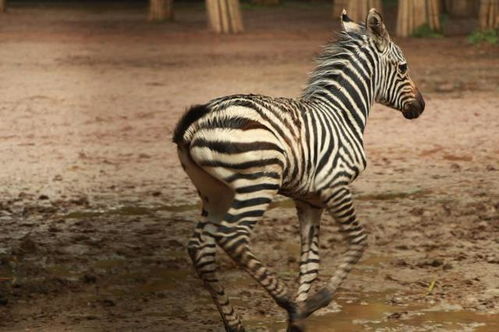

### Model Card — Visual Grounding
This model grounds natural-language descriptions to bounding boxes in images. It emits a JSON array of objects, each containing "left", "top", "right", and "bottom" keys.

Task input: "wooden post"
[
  {"left": 333, "top": 0, "right": 382, "bottom": 21},
  {"left": 479, "top": 0, "right": 498, "bottom": 30},
  {"left": 0, "top": 0, "right": 6, "bottom": 13},
  {"left": 428, "top": 0, "right": 441, "bottom": 31},
  {"left": 446, "top": 0, "right": 478, "bottom": 17},
  {"left": 206, "top": 0, "right": 244, "bottom": 34},
  {"left": 252, "top": 0, "right": 280, "bottom": 5},
  {"left": 148, "top": 0, "right": 174, "bottom": 22},
  {"left": 396, "top": 0, "right": 441, "bottom": 37}
]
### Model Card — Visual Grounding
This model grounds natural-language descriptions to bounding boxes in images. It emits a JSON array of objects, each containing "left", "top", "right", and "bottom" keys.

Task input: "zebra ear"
[
  {"left": 366, "top": 8, "right": 390, "bottom": 51},
  {"left": 341, "top": 9, "right": 362, "bottom": 34}
]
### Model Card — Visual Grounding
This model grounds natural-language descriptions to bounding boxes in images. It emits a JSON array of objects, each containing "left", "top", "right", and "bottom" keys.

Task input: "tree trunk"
[
  {"left": 445, "top": 0, "right": 478, "bottom": 17},
  {"left": 396, "top": 0, "right": 441, "bottom": 37},
  {"left": 479, "top": 0, "right": 498, "bottom": 29},
  {"left": 252, "top": 0, "right": 279, "bottom": 5},
  {"left": 0, "top": 0, "right": 6, "bottom": 13},
  {"left": 148, "top": 0, "right": 174, "bottom": 21},
  {"left": 333, "top": 0, "right": 382, "bottom": 22},
  {"left": 206, "top": 0, "right": 244, "bottom": 34}
]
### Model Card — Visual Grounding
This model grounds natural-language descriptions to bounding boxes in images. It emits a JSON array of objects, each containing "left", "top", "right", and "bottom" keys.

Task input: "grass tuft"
[
  {"left": 468, "top": 29, "right": 498, "bottom": 45},
  {"left": 411, "top": 24, "right": 443, "bottom": 38}
]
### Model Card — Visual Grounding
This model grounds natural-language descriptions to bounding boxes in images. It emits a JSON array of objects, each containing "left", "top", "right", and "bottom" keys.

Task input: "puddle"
[
  {"left": 46, "top": 265, "right": 82, "bottom": 281},
  {"left": 356, "top": 189, "right": 432, "bottom": 201},
  {"left": 135, "top": 269, "right": 191, "bottom": 293},
  {"left": 8, "top": 251, "right": 497, "bottom": 332},
  {"left": 93, "top": 258, "right": 126, "bottom": 270},
  {"left": 351, "top": 254, "right": 392, "bottom": 278},
  {"left": 64, "top": 210, "right": 104, "bottom": 219},
  {"left": 62, "top": 199, "right": 294, "bottom": 221},
  {"left": 62, "top": 189, "right": 431, "bottom": 221},
  {"left": 269, "top": 199, "right": 295, "bottom": 210},
  {"left": 87, "top": 258, "right": 191, "bottom": 293},
  {"left": 156, "top": 203, "right": 200, "bottom": 212},
  {"left": 43, "top": 258, "right": 193, "bottom": 298},
  {"left": 246, "top": 291, "right": 499, "bottom": 332},
  {"left": 64, "top": 203, "right": 200, "bottom": 219},
  {"left": 100, "top": 267, "right": 193, "bottom": 298},
  {"left": 269, "top": 190, "right": 432, "bottom": 209},
  {"left": 406, "top": 310, "right": 498, "bottom": 331},
  {"left": 246, "top": 255, "right": 498, "bottom": 331}
]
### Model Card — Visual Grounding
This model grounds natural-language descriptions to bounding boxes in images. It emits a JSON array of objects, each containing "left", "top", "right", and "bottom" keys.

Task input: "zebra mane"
[{"left": 302, "top": 28, "right": 368, "bottom": 98}]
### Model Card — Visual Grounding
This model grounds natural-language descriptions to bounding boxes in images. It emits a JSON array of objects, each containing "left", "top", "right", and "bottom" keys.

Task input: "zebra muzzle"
[{"left": 402, "top": 91, "right": 425, "bottom": 119}]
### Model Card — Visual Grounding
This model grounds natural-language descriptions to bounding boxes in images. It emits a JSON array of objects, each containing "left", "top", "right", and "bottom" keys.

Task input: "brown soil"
[{"left": 0, "top": 2, "right": 498, "bottom": 332}]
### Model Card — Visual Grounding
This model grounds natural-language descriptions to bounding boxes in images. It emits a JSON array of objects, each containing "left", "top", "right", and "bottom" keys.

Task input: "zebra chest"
[
  {"left": 340, "top": 146, "right": 367, "bottom": 182},
  {"left": 312, "top": 146, "right": 367, "bottom": 186}
]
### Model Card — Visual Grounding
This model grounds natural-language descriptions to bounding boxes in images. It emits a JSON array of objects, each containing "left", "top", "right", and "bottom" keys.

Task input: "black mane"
[{"left": 302, "top": 29, "right": 368, "bottom": 98}]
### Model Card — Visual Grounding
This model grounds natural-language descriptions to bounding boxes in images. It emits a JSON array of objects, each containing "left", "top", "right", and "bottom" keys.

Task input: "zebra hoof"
[
  {"left": 225, "top": 327, "right": 245, "bottom": 332},
  {"left": 302, "top": 288, "right": 333, "bottom": 318},
  {"left": 287, "top": 320, "right": 305, "bottom": 332}
]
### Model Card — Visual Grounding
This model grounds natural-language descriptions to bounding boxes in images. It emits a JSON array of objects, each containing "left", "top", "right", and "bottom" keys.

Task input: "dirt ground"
[{"left": 0, "top": 2, "right": 498, "bottom": 332}]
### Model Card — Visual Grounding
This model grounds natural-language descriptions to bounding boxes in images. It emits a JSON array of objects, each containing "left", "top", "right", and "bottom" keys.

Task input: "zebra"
[{"left": 172, "top": 8, "right": 424, "bottom": 332}]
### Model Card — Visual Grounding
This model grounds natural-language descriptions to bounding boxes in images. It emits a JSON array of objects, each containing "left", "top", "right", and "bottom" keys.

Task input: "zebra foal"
[{"left": 173, "top": 9, "right": 425, "bottom": 332}]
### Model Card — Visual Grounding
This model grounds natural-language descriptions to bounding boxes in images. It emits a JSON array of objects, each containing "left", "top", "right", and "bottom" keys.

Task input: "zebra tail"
[{"left": 172, "top": 104, "right": 211, "bottom": 145}]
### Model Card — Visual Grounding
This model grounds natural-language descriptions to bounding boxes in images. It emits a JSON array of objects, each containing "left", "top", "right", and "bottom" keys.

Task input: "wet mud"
[{"left": 1, "top": 2, "right": 499, "bottom": 332}]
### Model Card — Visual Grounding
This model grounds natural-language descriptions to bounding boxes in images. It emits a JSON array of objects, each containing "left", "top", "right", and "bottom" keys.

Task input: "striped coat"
[{"left": 173, "top": 8, "right": 424, "bottom": 332}]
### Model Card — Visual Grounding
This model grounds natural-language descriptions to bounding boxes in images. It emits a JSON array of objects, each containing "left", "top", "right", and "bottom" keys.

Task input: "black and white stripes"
[{"left": 173, "top": 8, "right": 424, "bottom": 332}]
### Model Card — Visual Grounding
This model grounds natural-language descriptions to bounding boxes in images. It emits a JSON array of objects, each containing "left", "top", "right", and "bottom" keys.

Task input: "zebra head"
[{"left": 341, "top": 9, "right": 425, "bottom": 119}]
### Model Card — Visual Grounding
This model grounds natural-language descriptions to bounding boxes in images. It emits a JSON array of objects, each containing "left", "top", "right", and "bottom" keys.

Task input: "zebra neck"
[{"left": 301, "top": 50, "right": 377, "bottom": 135}]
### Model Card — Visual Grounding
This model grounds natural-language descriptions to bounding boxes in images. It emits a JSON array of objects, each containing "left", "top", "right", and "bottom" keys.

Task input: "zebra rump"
[{"left": 172, "top": 104, "right": 210, "bottom": 145}]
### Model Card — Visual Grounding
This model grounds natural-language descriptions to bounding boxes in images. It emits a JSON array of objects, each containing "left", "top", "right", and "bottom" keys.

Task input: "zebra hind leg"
[
  {"left": 214, "top": 183, "right": 301, "bottom": 326},
  {"left": 187, "top": 220, "right": 245, "bottom": 332},
  {"left": 179, "top": 147, "right": 244, "bottom": 331},
  {"left": 181, "top": 135, "right": 299, "bottom": 328}
]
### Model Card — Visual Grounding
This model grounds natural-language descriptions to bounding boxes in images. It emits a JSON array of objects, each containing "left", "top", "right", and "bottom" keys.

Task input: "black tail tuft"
[{"left": 172, "top": 104, "right": 211, "bottom": 145}]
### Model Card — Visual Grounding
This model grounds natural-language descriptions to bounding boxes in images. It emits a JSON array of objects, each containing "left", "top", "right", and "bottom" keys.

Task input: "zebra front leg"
[
  {"left": 294, "top": 186, "right": 368, "bottom": 321},
  {"left": 187, "top": 221, "right": 244, "bottom": 332},
  {"left": 295, "top": 201, "right": 323, "bottom": 303}
]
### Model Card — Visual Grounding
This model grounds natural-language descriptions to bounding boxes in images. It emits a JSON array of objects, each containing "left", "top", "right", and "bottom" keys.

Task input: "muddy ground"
[{"left": 0, "top": 2, "right": 498, "bottom": 332}]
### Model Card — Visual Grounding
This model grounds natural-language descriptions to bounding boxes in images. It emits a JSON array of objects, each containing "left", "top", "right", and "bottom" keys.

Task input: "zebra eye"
[{"left": 399, "top": 63, "right": 408, "bottom": 74}]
